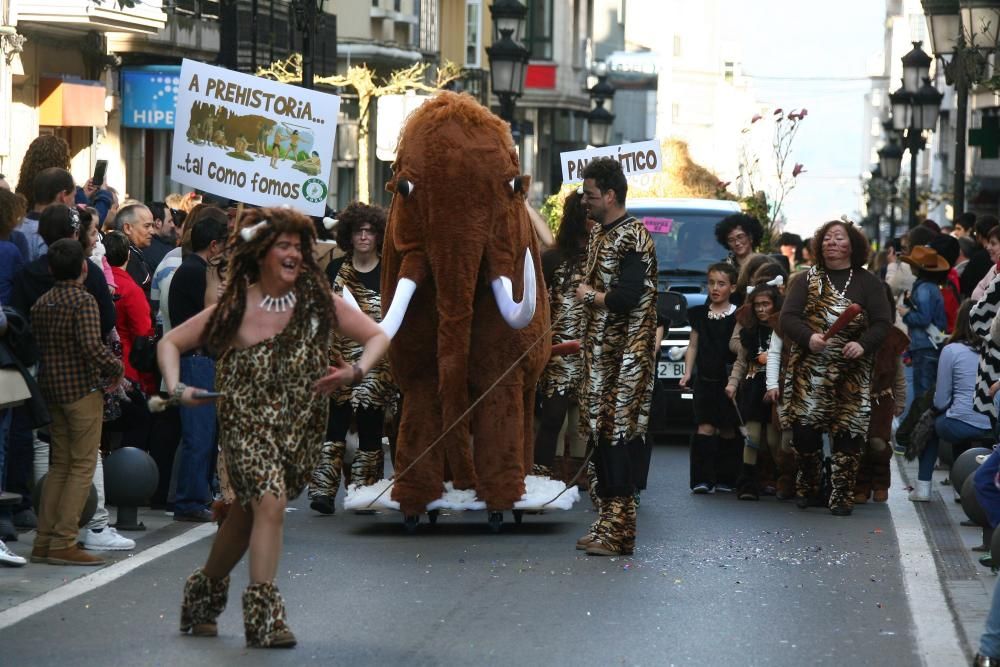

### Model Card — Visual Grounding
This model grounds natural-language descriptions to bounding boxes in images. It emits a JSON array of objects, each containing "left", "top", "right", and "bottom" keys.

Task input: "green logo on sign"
[{"left": 302, "top": 178, "right": 328, "bottom": 203}]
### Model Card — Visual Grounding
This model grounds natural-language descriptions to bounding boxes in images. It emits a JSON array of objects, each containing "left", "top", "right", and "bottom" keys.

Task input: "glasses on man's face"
[
  {"left": 727, "top": 232, "right": 749, "bottom": 245},
  {"left": 353, "top": 228, "right": 375, "bottom": 238}
]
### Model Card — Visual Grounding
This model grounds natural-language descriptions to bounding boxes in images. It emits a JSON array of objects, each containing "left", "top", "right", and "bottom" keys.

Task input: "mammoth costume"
[{"left": 352, "top": 91, "right": 558, "bottom": 519}]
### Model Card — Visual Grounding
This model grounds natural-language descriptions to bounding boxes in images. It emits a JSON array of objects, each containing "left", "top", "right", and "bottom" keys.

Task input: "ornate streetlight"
[
  {"left": 486, "top": 0, "right": 529, "bottom": 122},
  {"left": 587, "top": 70, "right": 615, "bottom": 147},
  {"left": 878, "top": 137, "right": 904, "bottom": 242}
]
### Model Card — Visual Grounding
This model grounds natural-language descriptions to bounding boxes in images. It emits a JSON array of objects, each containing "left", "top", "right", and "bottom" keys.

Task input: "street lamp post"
[
  {"left": 292, "top": 0, "right": 324, "bottom": 89},
  {"left": 486, "top": 1, "right": 529, "bottom": 123},
  {"left": 587, "top": 70, "right": 615, "bottom": 147},
  {"left": 879, "top": 138, "right": 904, "bottom": 243},
  {"left": 888, "top": 42, "right": 943, "bottom": 228}
]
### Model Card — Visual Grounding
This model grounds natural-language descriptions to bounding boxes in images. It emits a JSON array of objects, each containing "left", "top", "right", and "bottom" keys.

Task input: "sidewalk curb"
[{"left": 890, "top": 456, "right": 968, "bottom": 665}]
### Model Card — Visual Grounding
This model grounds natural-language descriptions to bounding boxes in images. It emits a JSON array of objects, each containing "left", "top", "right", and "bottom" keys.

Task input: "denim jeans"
[
  {"left": 174, "top": 355, "right": 217, "bottom": 515},
  {"left": 0, "top": 408, "right": 11, "bottom": 492},
  {"left": 980, "top": 449, "right": 1000, "bottom": 658},
  {"left": 918, "top": 415, "right": 992, "bottom": 481},
  {"left": 909, "top": 348, "right": 939, "bottom": 404}
]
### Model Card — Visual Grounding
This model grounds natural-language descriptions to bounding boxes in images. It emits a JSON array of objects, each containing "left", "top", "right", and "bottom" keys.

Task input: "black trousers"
[
  {"left": 593, "top": 435, "right": 649, "bottom": 498},
  {"left": 326, "top": 402, "right": 384, "bottom": 451},
  {"left": 535, "top": 393, "right": 571, "bottom": 468},
  {"left": 791, "top": 424, "right": 862, "bottom": 454}
]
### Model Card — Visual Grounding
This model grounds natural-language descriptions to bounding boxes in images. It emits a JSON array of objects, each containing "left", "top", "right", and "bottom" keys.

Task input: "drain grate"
[{"left": 913, "top": 492, "right": 981, "bottom": 581}]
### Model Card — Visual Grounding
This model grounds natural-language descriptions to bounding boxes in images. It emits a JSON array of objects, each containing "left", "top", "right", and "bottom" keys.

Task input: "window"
[
  {"left": 723, "top": 61, "right": 734, "bottom": 83},
  {"left": 673, "top": 35, "right": 682, "bottom": 57},
  {"left": 871, "top": 117, "right": 882, "bottom": 136},
  {"left": 527, "top": 0, "right": 553, "bottom": 60},
  {"left": 871, "top": 88, "right": 883, "bottom": 107},
  {"left": 465, "top": 0, "right": 481, "bottom": 67},
  {"left": 418, "top": 0, "right": 438, "bottom": 52}
]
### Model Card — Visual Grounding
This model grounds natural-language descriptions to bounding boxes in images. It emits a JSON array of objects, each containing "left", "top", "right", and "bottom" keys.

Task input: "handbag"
[
  {"left": 904, "top": 407, "right": 939, "bottom": 462},
  {"left": 0, "top": 367, "right": 31, "bottom": 409},
  {"left": 129, "top": 334, "right": 159, "bottom": 374}
]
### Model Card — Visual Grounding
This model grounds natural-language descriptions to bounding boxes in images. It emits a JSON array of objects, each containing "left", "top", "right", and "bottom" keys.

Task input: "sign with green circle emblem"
[{"left": 302, "top": 177, "right": 328, "bottom": 203}]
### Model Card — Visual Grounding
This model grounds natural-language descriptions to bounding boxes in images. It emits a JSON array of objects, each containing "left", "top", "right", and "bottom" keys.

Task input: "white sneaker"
[
  {"left": 80, "top": 527, "right": 136, "bottom": 551},
  {"left": 909, "top": 480, "right": 932, "bottom": 502},
  {"left": 0, "top": 539, "right": 26, "bottom": 567}
]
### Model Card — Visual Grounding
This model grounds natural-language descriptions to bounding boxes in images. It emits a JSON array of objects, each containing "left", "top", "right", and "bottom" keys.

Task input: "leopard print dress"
[
  {"left": 216, "top": 300, "right": 332, "bottom": 507},
  {"left": 328, "top": 254, "right": 396, "bottom": 410},
  {"left": 537, "top": 250, "right": 587, "bottom": 399},
  {"left": 781, "top": 267, "right": 874, "bottom": 439},
  {"left": 578, "top": 216, "right": 658, "bottom": 445}
]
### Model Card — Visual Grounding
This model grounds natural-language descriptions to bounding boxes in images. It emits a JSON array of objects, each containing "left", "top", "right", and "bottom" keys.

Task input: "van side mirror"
[{"left": 657, "top": 291, "right": 687, "bottom": 327}]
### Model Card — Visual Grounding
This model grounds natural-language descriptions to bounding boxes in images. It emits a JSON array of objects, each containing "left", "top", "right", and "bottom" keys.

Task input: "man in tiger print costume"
[
  {"left": 574, "top": 158, "right": 657, "bottom": 557},
  {"left": 309, "top": 202, "right": 397, "bottom": 514}
]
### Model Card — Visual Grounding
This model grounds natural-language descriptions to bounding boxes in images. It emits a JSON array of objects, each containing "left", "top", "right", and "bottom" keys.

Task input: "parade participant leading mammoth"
[
  {"left": 779, "top": 220, "right": 890, "bottom": 516},
  {"left": 378, "top": 91, "right": 550, "bottom": 517}
]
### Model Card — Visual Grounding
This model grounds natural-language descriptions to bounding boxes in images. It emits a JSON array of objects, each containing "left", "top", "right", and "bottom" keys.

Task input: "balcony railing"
[{"left": 16, "top": 0, "right": 168, "bottom": 34}]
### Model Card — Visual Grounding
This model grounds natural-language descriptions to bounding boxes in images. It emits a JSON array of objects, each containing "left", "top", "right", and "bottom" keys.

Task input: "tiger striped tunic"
[
  {"left": 780, "top": 266, "right": 888, "bottom": 438},
  {"left": 970, "top": 270, "right": 1000, "bottom": 419},
  {"left": 328, "top": 253, "right": 397, "bottom": 409},
  {"left": 577, "top": 216, "right": 658, "bottom": 445},
  {"left": 537, "top": 248, "right": 587, "bottom": 399}
]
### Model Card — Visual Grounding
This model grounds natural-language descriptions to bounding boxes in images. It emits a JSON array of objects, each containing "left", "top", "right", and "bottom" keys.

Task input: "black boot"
[
  {"left": 737, "top": 463, "right": 759, "bottom": 501},
  {"left": 690, "top": 434, "right": 718, "bottom": 492}
]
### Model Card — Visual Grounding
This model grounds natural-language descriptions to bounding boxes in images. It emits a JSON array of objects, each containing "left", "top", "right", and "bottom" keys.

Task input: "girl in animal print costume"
[
  {"left": 309, "top": 202, "right": 398, "bottom": 514},
  {"left": 159, "top": 207, "right": 389, "bottom": 648},
  {"left": 779, "top": 220, "right": 891, "bottom": 516}
]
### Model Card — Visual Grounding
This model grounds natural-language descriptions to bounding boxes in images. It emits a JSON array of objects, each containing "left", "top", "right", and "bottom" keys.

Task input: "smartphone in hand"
[{"left": 92, "top": 159, "right": 108, "bottom": 187}]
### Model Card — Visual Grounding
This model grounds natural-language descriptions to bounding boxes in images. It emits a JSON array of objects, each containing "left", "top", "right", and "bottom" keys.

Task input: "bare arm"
[
  {"left": 525, "top": 201, "right": 554, "bottom": 250},
  {"left": 313, "top": 293, "right": 391, "bottom": 395},
  {"left": 679, "top": 330, "right": 698, "bottom": 388},
  {"left": 158, "top": 305, "right": 216, "bottom": 396}
]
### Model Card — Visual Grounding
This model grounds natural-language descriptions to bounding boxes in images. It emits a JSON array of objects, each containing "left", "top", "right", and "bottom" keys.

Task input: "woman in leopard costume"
[
  {"left": 779, "top": 220, "right": 890, "bottom": 516},
  {"left": 309, "top": 202, "right": 398, "bottom": 514},
  {"left": 158, "top": 207, "right": 389, "bottom": 648},
  {"left": 534, "top": 191, "right": 591, "bottom": 482}
]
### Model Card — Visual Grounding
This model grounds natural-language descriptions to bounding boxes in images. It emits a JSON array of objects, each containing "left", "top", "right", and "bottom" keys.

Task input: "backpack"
[{"left": 1, "top": 306, "right": 39, "bottom": 367}]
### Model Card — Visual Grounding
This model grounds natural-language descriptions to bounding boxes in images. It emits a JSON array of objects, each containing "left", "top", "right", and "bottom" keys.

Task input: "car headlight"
[{"left": 667, "top": 346, "right": 686, "bottom": 361}]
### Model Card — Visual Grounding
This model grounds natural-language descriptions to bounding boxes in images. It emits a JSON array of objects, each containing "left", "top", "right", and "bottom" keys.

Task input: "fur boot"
[
  {"left": 242, "top": 582, "right": 296, "bottom": 648},
  {"left": 737, "top": 463, "right": 759, "bottom": 501},
  {"left": 587, "top": 460, "right": 600, "bottom": 510},
  {"left": 585, "top": 497, "right": 633, "bottom": 557},
  {"left": 350, "top": 449, "right": 383, "bottom": 488},
  {"left": 531, "top": 463, "right": 555, "bottom": 478},
  {"left": 180, "top": 569, "right": 230, "bottom": 637},
  {"left": 829, "top": 450, "right": 862, "bottom": 516},
  {"left": 309, "top": 441, "right": 346, "bottom": 514},
  {"left": 793, "top": 449, "right": 823, "bottom": 509}
]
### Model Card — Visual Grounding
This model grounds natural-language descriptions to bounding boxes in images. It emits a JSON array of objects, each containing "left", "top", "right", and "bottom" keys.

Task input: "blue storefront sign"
[{"left": 121, "top": 66, "right": 181, "bottom": 129}]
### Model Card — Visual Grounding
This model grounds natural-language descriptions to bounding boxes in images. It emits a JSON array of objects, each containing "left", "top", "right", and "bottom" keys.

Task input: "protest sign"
[
  {"left": 171, "top": 59, "right": 340, "bottom": 216},
  {"left": 560, "top": 139, "right": 662, "bottom": 184}
]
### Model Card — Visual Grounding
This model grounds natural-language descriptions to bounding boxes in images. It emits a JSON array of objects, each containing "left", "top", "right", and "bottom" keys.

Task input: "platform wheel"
[
  {"left": 512, "top": 509, "right": 524, "bottom": 525},
  {"left": 427, "top": 509, "right": 439, "bottom": 525},
  {"left": 403, "top": 514, "right": 419, "bottom": 534}
]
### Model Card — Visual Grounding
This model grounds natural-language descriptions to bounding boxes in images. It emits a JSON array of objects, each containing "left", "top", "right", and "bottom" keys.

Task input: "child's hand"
[
  {"left": 724, "top": 384, "right": 736, "bottom": 400},
  {"left": 764, "top": 388, "right": 779, "bottom": 403},
  {"left": 990, "top": 381, "right": 1000, "bottom": 398},
  {"left": 679, "top": 372, "right": 691, "bottom": 389}
]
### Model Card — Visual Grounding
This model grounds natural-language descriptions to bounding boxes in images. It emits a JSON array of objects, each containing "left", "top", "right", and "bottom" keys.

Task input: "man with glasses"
[
  {"left": 573, "top": 158, "right": 657, "bottom": 557},
  {"left": 168, "top": 213, "right": 229, "bottom": 522}
]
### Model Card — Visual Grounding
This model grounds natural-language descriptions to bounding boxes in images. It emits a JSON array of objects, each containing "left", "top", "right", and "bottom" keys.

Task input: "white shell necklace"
[
  {"left": 259, "top": 291, "right": 296, "bottom": 313},
  {"left": 824, "top": 267, "right": 853, "bottom": 300}
]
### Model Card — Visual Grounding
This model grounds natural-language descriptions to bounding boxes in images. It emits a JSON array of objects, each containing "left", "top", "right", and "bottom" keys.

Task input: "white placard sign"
[
  {"left": 171, "top": 59, "right": 340, "bottom": 216},
  {"left": 560, "top": 139, "right": 663, "bottom": 184}
]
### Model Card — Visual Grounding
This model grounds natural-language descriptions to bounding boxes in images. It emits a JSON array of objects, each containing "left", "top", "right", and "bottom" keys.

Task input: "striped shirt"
[{"left": 31, "top": 280, "right": 123, "bottom": 405}]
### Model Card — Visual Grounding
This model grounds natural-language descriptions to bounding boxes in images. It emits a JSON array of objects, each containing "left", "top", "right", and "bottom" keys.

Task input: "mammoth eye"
[
  {"left": 397, "top": 179, "right": 415, "bottom": 197},
  {"left": 509, "top": 175, "right": 526, "bottom": 194}
]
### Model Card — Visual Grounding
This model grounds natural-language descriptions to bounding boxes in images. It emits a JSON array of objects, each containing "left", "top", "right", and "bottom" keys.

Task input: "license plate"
[{"left": 657, "top": 361, "right": 685, "bottom": 379}]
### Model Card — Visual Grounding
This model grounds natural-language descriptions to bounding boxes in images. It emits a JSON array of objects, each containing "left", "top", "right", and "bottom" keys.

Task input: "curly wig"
[
  {"left": 205, "top": 207, "right": 336, "bottom": 355},
  {"left": 334, "top": 201, "right": 386, "bottom": 253},
  {"left": 810, "top": 220, "right": 869, "bottom": 270},
  {"left": 15, "top": 135, "right": 71, "bottom": 208},
  {"left": 0, "top": 189, "right": 26, "bottom": 239},
  {"left": 714, "top": 213, "right": 763, "bottom": 251}
]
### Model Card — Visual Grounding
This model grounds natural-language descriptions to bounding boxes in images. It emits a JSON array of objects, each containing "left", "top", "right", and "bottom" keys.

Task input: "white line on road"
[
  {"left": 889, "top": 457, "right": 967, "bottom": 665},
  {"left": 0, "top": 523, "right": 215, "bottom": 631}
]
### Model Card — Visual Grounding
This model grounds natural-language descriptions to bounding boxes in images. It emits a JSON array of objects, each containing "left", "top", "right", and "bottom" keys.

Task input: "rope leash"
[{"left": 364, "top": 305, "right": 576, "bottom": 510}]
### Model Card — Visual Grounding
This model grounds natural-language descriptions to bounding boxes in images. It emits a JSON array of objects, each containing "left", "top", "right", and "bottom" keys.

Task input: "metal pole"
[
  {"left": 301, "top": 1, "right": 316, "bottom": 89},
  {"left": 888, "top": 183, "right": 897, "bottom": 244},
  {"left": 251, "top": 0, "right": 258, "bottom": 72},
  {"left": 499, "top": 94, "right": 516, "bottom": 123},
  {"left": 954, "top": 68, "right": 968, "bottom": 219},
  {"left": 909, "top": 132, "right": 919, "bottom": 228}
]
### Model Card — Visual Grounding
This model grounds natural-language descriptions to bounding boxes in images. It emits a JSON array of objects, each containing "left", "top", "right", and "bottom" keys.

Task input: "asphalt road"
[{"left": 0, "top": 442, "right": 919, "bottom": 666}]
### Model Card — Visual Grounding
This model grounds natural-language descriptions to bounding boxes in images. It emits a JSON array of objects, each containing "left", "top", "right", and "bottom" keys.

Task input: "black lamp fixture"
[
  {"left": 878, "top": 137, "right": 904, "bottom": 243},
  {"left": 486, "top": 0, "right": 529, "bottom": 123},
  {"left": 886, "top": 41, "right": 942, "bottom": 227},
  {"left": 291, "top": 0, "right": 325, "bottom": 89},
  {"left": 961, "top": 0, "right": 1000, "bottom": 49},
  {"left": 587, "top": 67, "right": 615, "bottom": 147}
]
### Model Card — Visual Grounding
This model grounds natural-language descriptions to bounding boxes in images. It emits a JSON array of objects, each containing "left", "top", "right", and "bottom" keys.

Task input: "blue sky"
[{"left": 741, "top": 1, "right": 887, "bottom": 236}]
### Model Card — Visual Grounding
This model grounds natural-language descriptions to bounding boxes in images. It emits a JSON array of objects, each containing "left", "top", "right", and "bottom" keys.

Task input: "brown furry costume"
[{"left": 381, "top": 92, "right": 550, "bottom": 515}]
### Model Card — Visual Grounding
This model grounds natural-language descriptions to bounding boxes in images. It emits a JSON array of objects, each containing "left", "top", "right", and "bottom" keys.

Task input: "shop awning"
[{"left": 38, "top": 77, "right": 107, "bottom": 128}]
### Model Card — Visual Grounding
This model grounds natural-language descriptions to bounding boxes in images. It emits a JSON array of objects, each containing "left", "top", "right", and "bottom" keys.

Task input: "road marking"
[
  {"left": 889, "top": 457, "right": 967, "bottom": 665},
  {"left": 0, "top": 523, "right": 215, "bottom": 631}
]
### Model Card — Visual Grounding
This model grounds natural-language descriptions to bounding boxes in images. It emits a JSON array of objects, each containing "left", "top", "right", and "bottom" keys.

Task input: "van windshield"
[{"left": 631, "top": 210, "right": 731, "bottom": 274}]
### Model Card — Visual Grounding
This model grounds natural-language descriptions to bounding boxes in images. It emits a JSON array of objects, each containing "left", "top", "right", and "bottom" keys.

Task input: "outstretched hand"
[{"left": 313, "top": 357, "right": 355, "bottom": 396}]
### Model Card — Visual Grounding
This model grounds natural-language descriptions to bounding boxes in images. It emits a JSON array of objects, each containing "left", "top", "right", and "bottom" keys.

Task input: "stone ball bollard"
[
  {"left": 32, "top": 475, "right": 98, "bottom": 528},
  {"left": 104, "top": 447, "right": 158, "bottom": 531}
]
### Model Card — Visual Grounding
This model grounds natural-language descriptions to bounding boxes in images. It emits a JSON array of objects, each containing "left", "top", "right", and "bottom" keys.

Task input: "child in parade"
[
  {"left": 726, "top": 277, "right": 783, "bottom": 501},
  {"left": 681, "top": 262, "right": 740, "bottom": 493}
]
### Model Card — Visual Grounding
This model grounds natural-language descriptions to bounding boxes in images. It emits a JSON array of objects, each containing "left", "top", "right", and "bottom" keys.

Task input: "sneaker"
[
  {"left": 80, "top": 527, "right": 135, "bottom": 551},
  {"left": 174, "top": 509, "right": 213, "bottom": 523},
  {"left": 691, "top": 483, "right": 714, "bottom": 495},
  {"left": 714, "top": 484, "right": 734, "bottom": 493},
  {"left": 13, "top": 508, "right": 37, "bottom": 529},
  {"left": 0, "top": 540, "right": 26, "bottom": 567}
]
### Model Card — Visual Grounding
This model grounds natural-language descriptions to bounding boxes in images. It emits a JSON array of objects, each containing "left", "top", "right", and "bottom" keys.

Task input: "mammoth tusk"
[
  {"left": 490, "top": 248, "right": 537, "bottom": 330},
  {"left": 340, "top": 285, "right": 360, "bottom": 311},
  {"left": 323, "top": 216, "right": 337, "bottom": 230},
  {"left": 379, "top": 278, "right": 417, "bottom": 339}
]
